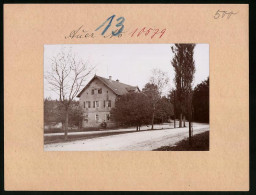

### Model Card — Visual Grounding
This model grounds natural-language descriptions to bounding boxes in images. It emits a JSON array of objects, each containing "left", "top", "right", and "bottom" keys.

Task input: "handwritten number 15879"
[{"left": 95, "top": 15, "right": 125, "bottom": 36}]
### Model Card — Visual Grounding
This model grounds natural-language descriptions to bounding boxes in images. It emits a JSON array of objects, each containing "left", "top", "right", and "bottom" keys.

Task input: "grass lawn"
[{"left": 154, "top": 131, "right": 209, "bottom": 151}]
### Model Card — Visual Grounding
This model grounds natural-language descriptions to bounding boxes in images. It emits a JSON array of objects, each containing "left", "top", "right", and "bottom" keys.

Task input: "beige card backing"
[{"left": 4, "top": 4, "right": 249, "bottom": 191}]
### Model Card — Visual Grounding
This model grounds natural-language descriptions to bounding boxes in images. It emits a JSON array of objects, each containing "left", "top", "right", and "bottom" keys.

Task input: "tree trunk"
[
  {"left": 183, "top": 115, "right": 186, "bottom": 127},
  {"left": 151, "top": 111, "right": 155, "bottom": 130},
  {"left": 188, "top": 104, "right": 192, "bottom": 146},
  {"left": 174, "top": 117, "right": 176, "bottom": 128},
  {"left": 64, "top": 110, "right": 69, "bottom": 140},
  {"left": 189, "top": 117, "right": 192, "bottom": 146},
  {"left": 179, "top": 113, "right": 182, "bottom": 128},
  {"left": 136, "top": 126, "right": 138, "bottom": 131}
]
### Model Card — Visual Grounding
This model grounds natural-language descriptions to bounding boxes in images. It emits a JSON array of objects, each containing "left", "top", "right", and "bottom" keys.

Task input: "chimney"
[
  {"left": 109, "top": 76, "right": 112, "bottom": 81},
  {"left": 116, "top": 79, "right": 119, "bottom": 82}
]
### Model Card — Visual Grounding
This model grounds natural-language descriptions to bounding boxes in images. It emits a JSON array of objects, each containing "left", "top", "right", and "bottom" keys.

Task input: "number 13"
[{"left": 95, "top": 15, "right": 125, "bottom": 36}]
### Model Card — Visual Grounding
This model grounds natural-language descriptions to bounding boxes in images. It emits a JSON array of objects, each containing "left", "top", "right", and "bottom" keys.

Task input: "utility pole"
[
  {"left": 188, "top": 93, "right": 193, "bottom": 146},
  {"left": 174, "top": 90, "right": 176, "bottom": 128}
]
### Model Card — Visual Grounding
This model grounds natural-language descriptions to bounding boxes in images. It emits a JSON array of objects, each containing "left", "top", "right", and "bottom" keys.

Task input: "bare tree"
[
  {"left": 45, "top": 48, "right": 95, "bottom": 140},
  {"left": 150, "top": 69, "right": 169, "bottom": 96},
  {"left": 143, "top": 69, "right": 169, "bottom": 130}
]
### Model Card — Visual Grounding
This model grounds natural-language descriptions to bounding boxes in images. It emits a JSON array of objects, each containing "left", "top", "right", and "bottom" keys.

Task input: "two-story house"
[{"left": 77, "top": 75, "right": 140, "bottom": 127}]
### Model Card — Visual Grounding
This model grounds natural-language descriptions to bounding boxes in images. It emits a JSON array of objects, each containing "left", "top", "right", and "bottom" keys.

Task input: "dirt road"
[{"left": 44, "top": 123, "right": 209, "bottom": 151}]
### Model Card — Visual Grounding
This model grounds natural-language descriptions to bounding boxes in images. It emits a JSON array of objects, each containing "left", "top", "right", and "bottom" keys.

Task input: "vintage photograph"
[{"left": 44, "top": 44, "right": 209, "bottom": 151}]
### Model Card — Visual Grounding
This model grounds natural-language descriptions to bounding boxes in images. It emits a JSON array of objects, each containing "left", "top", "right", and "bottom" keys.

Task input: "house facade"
[{"left": 77, "top": 75, "right": 139, "bottom": 128}]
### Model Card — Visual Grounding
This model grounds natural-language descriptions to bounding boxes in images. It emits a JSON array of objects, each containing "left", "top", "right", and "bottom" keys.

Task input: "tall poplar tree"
[{"left": 171, "top": 44, "right": 195, "bottom": 144}]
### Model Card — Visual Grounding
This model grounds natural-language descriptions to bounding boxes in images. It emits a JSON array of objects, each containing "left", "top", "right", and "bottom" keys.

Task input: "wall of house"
[{"left": 79, "top": 78, "right": 117, "bottom": 128}]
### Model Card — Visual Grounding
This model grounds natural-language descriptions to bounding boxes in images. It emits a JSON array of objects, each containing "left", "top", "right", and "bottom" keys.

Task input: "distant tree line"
[
  {"left": 44, "top": 99, "right": 83, "bottom": 129},
  {"left": 192, "top": 77, "right": 209, "bottom": 123},
  {"left": 169, "top": 77, "right": 209, "bottom": 123}
]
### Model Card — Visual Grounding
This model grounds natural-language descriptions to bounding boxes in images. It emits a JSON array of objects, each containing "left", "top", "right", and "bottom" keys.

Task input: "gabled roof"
[{"left": 77, "top": 75, "right": 140, "bottom": 97}]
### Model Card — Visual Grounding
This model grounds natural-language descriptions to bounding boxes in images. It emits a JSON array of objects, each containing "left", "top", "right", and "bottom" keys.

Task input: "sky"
[{"left": 44, "top": 44, "right": 209, "bottom": 100}]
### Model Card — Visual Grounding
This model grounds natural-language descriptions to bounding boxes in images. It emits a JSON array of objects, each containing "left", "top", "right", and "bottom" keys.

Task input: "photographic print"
[{"left": 44, "top": 44, "right": 209, "bottom": 151}]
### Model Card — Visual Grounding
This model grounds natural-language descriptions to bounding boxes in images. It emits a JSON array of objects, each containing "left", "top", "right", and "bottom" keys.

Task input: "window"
[
  {"left": 106, "top": 114, "right": 110, "bottom": 121},
  {"left": 91, "top": 89, "right": 94, "bottom": 95},
  {"left": 84, "top": 115, "right": 88, "bottom": 123},
  {"left": 104, "top": 100, "right": 111, "bottom": 108},
  {"left": 83, "top": 102, "right": 85, "bottom": 108},
  {"left": 95, "top": 114, "right": 99, "bottom": 122},
  {"left": 93, "top": 101, "right": 99, "bottom": 108},
  {"left": 98, "top": 88, "right": 102, "bottom": 94},
  {"left": 86, "top": 101, "right": 91, "bottom": 108}
]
